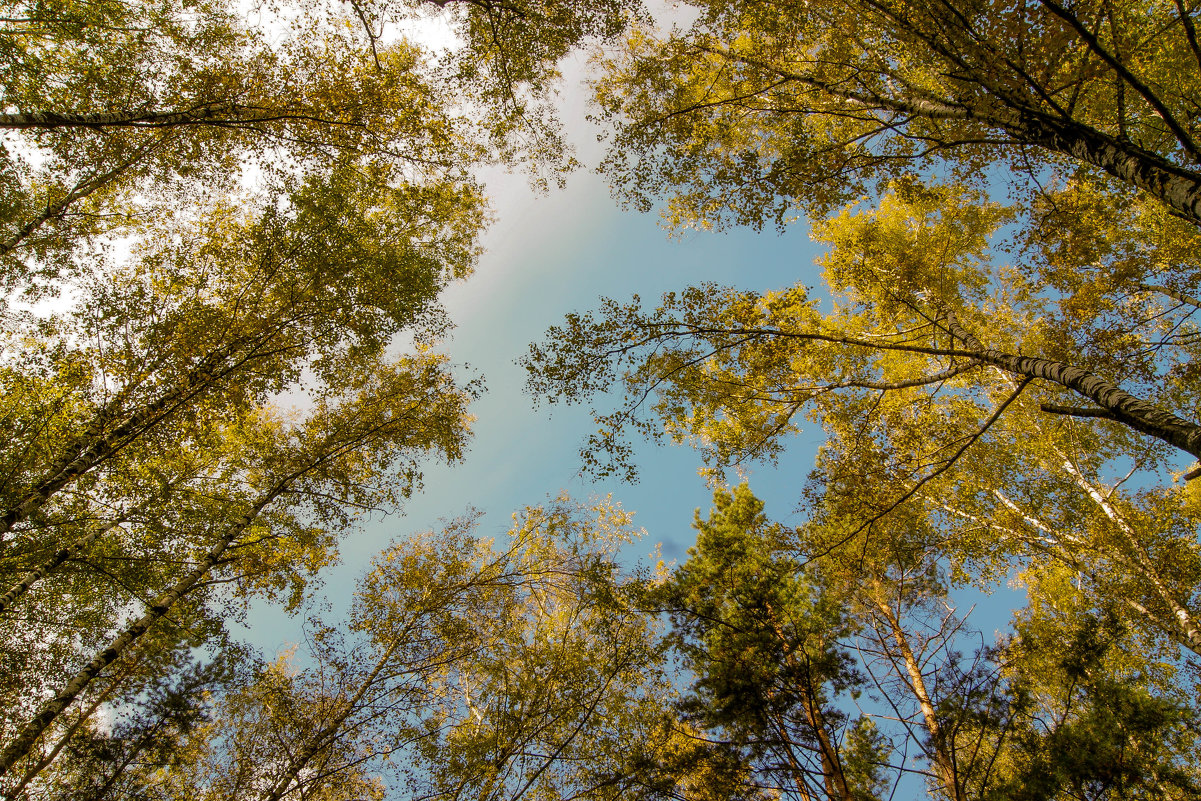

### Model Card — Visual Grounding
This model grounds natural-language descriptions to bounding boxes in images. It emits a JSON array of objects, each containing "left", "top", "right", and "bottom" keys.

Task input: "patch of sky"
[
  {"left": 241, "top": 47, "right": 829, "bottom": 655},
  {"left": 243, "top": 4, "right": 1026, "bottom": 702}
]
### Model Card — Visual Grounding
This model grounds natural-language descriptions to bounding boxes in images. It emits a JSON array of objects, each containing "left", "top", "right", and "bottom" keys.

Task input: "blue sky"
[
  {"left": 370, "top": 149, "right": 823, "bottom": 559},
  {"left": 244, "top": 58, "right": 833, "bottom": 647},
  {"left": 244, "top": 47, "right": 1023, "bottom": 660}
]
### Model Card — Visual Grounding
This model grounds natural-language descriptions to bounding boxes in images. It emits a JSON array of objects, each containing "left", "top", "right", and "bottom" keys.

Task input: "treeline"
[{"left": 1, "top": 0, "right": 1200, "bottom": 799}]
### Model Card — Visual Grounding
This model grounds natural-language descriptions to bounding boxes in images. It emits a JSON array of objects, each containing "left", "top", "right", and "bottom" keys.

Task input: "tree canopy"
[
  {"left": 524, "top": 0, "right": 1201, "bottom": 797},
  {"left": 5, "top": 0, "right": 1201, "bottom": 798},
  {"left": 595, "top": 0, "right": 1201, "bottom": 228},
  {"left": 0, "top": 0, "right": 634, "bottom": 793}
]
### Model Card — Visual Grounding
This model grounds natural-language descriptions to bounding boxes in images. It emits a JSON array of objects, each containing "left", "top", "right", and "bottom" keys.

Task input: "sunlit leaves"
[{"left": 595, "top": 0, "right": 1201, "bottom": 230}]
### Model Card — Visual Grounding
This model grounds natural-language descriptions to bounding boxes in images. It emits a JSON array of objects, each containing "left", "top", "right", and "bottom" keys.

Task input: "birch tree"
[
  {"left": 117, "top": 499, "right": 671, "bottom": 801},
  {"left": 0, "top": 345, "right": 475, "bottom": 789},
  {"left": 0, "top": 0, "right": 637, "bottom": 287},
  {"left": 405, "top": 497, "right": 672, "bottom": 801},
  {"left": 148, "top": 523, "right": 514, "bottom": 801},
  {"left": 525, "top": 180, "right": 1201, "bottom": 665},
  {"left": 595, "top": 0, "right": 1201, "bottom": 230}
]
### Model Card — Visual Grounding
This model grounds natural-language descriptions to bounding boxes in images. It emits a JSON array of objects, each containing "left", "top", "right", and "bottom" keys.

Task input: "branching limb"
[
  {"left": 1059, "top": 457, "right": 1201, "bottom": 656},
  {"left": 1039, "top": 403, "right": 1118, "bottom": 420},
  {"left": 1038, "top": 0, "right": 1201, "bottom": 162},
  {"left": 937, "top": 300, "right": 1201, "bottom": 458},
  {"left": 1138, "top": 283, "right": 1201, "bottom": 309}
]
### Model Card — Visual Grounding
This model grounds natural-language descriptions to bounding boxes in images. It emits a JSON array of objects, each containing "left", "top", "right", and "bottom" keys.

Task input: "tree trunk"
[
  {"left": 939, "top": 304, "right": 1201, "bottom": 458},
  {"left": 0, "top": 334, "right": 273, "bottom": 540},
  {"left": 1012, "top": 112, "right": 1201, "bottom": 226},
  {"left": 1059, "top": 458, "right": 1201, "bottom": 656},
  {"left": 869, "top": 593, "right": 966, "bottom": 801},
  {"left": 0, "top": 492, "right": 277, "bottom": 778},
  {"left": 3, "top": 657, "right": 146, "bottom": 799},
  {"left": 0, "top": 146, "right": 156, "bottom": 257},
  {"left": 0, "top": 104, "right": 250, "bottom": 130},
  {"left": 766, "top": 610, "right": 854, "bottom": 801},
  {"left": 0, "top": 515, "right": 129, "bottom": 616}
]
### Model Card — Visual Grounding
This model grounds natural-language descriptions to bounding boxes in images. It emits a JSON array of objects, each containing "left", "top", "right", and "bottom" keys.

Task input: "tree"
[
  {"left": 525, "top": 179, "right": 1201, "bottom": 666},
  {"left": 0, "top": 0, "right": 459, "bottom": 287},
  {"left": 0, "top": 343, "right": 476, "bottom": 787},
  {"left": 0, "top": 0, "right": 638, "bottom": 288},
  {"left": 149, "top": 521, "right": 517, "bottom": 801},
  {"left": 652, "top": 484, "right": 881, "bottom": 801},
  {"left": 404, "top": 496, "right": 672, "bottom": 801},
  {"left": 106, "top": 498, "right": 671, "bottom": 801},
  {"left": 580, "top": 0, "right": 1201, "bottom": 483},
  {"left": 643, "top": 484, "right": 993, "bottom": 801},
  {"left": 639, "top": 485, "right": 1201, "bottom": 800},
  {"left": 0, "top": 159, "right": 482, "bottom": 765},
  {"left": 0, "top": 0, "right": 642, "bottom": 790},
  {"left": 594, "top": 0, "right": 1201, "bottom": 229},
  {"left": 577, "top": 0, "right": 1201, "bottom": 481}
]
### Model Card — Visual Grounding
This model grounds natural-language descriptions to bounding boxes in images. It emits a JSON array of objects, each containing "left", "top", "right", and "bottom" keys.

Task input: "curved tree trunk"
[{"left": 868, "top": 593, "right": 967, "bottom": 801}]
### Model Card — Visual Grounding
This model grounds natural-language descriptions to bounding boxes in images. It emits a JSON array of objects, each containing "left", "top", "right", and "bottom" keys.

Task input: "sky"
[
  {"left": 242, "top": 36, "right": 1023, "bottom": 659},
  {"left": 242, "top": 47, "right": 837, "bottom": 648}
]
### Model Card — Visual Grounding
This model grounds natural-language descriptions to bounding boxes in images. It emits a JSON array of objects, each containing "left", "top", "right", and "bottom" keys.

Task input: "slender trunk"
[
  {"left": 1036, "top": 0, "right": 1201, "bottom": 162},
  {"left": 764, "top": 685, "right": 851, "bottom": 801},
  {"left": 1059, "top": 459, "right": 1201, "bottom": 656},
  {"left": 0, "top": 133, "right": 174, "bottom": 257},
  {"left": 870, "top": 594, "right": 966, "bottom": 801},
  {"left": 800, "top": 692, "right": 853, "bottom": 801},
  {"left": 0, "top": 492, "right": 277, "bottom": 778},
  {"left": 0, "top": 104, "right": 248, "bottom": 130},
  {"left": 0, "top": 387, "right": 185, "bottom": 538},
  {"left": 765, "top": 610, "right": 853, "bottom": 801},
  {"left": 938, "top": 304, "right": 1201, "bottom": 457},
  {"left": 1174, "top": 0, "right": 1201, "bottom": 73},
  {"left": 255, "top": 584, "right": 471, "bottom": 800},
  {"left": 763, "top": 702, "right": 819, "bottom": 801},
  {"left": 4, "top": 656, "right": 144, "bottom": 799},
  {"left": 1125, "top": 597, "right": 1188, "bottom": 642},
  {"left": 0, "top": 514, "right": 133, "bottom": 616},
  {"left": 1138, "top": 283, "right": 1201, "bottom": 309},
  {"left": 993, "top": 408, "right": 1201, "bottom": 658},
  {"left": 0, "top": 333, "right": 268, "bottom": 539},
  {"left": 257, "top": 639, "right": 402, "bottom": 801}
]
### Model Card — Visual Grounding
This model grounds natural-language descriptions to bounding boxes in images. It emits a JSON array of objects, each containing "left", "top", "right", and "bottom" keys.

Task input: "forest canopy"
[
  {"left": 2, "top": 0, "right": 1200, "bottom": 799},
  {"left": 528, "top": 0, "right": 1201, "bottom": 796}
]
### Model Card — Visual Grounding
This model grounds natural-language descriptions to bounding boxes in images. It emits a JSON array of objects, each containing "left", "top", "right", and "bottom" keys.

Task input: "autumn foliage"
[{"left": 2, "top": 0, "right": 1201, "bottom": 799}]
